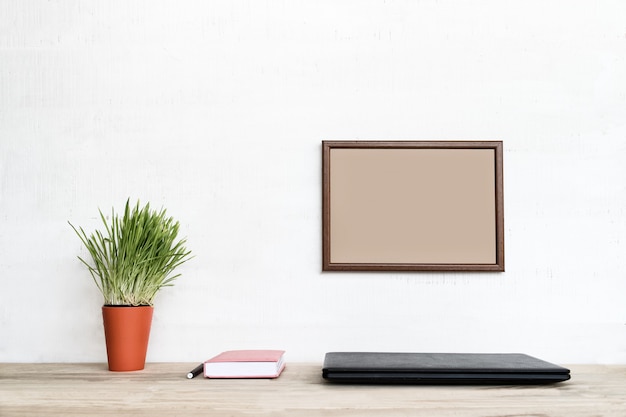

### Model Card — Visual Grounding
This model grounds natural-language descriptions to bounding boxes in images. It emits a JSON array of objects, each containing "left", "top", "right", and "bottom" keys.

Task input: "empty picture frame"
[{"left": 322, "top": 141, "right": 504, "bottom": 272}]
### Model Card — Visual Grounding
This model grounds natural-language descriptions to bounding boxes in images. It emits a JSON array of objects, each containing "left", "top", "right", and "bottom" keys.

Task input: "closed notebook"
[
  {"left": 322, "top": 352, "right": 571, "bottom": 384},
  {"left": 204, "top": 350, "right": 286, "bottom": 379}
]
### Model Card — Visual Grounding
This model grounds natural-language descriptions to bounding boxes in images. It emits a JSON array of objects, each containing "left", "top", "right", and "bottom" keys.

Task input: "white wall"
[{"left": 1, "top": 0, "right": 625, "bottom": 365}]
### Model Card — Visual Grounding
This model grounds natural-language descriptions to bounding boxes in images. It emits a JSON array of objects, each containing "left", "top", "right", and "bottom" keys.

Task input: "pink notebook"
[{"left": 204, "top": 350, "right": 286, "bottom": 378}]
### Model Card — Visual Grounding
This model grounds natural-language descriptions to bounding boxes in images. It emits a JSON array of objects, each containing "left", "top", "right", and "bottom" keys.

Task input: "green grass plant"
[{"left": 69, "top": 199, "right": 192, "bottom": 306}]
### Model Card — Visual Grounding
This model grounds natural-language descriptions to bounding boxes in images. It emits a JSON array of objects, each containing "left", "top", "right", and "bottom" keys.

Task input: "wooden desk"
[{"left": 1, "top": 363, "right": 625, "bottom": 416}]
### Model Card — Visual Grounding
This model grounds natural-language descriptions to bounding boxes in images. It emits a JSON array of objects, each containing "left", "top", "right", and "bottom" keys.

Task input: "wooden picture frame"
[{"left": 322, "top": 141, "right": 504, "bottom": 272}]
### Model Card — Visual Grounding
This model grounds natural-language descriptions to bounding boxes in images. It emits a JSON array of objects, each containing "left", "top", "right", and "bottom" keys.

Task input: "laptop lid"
[{"left": 322, "top": 352, "right": 571, "bottom": 384}]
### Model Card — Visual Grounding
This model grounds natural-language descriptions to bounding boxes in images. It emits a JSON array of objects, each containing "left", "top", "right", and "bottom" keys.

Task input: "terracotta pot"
[{"left": 102, "top": 305, "right": 154, "bottom": 371}]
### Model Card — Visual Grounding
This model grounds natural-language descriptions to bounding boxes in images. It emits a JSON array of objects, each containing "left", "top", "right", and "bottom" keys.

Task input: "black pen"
[{"left": 187, "top": 363, "right": 204, "bottom": 379}]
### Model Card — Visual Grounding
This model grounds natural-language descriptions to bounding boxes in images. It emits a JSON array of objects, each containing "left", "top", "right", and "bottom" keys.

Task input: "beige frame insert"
[{"left": 322, "top": 141, "right": 504, "bottom": 272}]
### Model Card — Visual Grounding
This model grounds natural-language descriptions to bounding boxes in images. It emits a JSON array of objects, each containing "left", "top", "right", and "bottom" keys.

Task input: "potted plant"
[{"left": 69, "top": 199, "right": 192, "bottom": 371}]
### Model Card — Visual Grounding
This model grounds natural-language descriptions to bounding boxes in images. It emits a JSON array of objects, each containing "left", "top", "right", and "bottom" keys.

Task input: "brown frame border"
[{"left": 322, "top": 140, "right": 504, "bottom": 272}]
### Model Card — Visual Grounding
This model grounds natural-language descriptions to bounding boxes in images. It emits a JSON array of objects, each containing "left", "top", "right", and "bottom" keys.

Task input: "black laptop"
[{"left": 322, "top": 352, "right": 571, "bottom": 384}]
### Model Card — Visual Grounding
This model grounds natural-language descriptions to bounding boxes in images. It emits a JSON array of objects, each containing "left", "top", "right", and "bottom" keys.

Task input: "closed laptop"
[{"left": 322, "top": 352, "right": 571, "bottom": 384}]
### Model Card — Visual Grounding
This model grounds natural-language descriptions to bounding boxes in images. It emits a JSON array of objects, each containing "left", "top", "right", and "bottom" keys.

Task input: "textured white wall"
[{"left": 1, "top": 1, "right": 625, "bottom": 364}]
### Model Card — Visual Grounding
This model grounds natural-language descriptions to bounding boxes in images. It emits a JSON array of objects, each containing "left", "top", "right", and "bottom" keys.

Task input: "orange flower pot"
[{"left": 102, "top": 306, "right": 154, "bottom": 371}]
